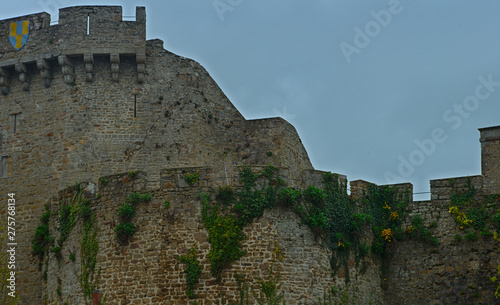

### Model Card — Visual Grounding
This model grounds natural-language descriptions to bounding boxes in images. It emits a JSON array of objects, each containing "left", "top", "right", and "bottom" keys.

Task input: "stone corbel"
[
  {"left": 58, "top": 55, "right": 74, "bottom": 84},
  {"left": 84, "top": 53, "right": 94, "bottom": 82},
  {"left": 110, "top": 54, "right": 120, "bottom": 82},
  {"left": 36, "top": 59, "right": 52, "bottom": 88},
  {"left": 0, "top": 68, "right": 11, "bottom": 95},
  {"left": 15, "top": 63, "right": 30, "bottom": 91},
  {"left": 136, "top": 53, "right": 145, "bottom": 83}
]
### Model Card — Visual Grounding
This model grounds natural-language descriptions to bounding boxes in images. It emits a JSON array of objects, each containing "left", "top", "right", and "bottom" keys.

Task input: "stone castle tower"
[
  {"left": 1, "top": 5, "right": 500, "bottom": 305},
  {"left": 0, "top": 6, "right": 323, "bottom": 304}
]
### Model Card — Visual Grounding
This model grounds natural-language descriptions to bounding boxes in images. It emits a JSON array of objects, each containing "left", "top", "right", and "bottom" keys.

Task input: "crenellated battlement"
[
  {"left": 1, "top": 5, "right": 499, "bottom": 304},
  {"left": 350, "top": 125, "right": 500, "bottom": 204},
  {"left": 0, "top": 6, "right": 146, "bottom": 93}
]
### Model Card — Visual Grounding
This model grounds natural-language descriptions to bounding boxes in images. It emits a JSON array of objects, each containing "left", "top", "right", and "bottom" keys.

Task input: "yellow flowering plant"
[
  {"left": 449, "top": 206, "right": 473, "bottom": 229},
  {"left": 390, "top": 211, "right": 399, "bottom": 220},
  {"left": 405, "top": 226, "right": 414, "bottom": 233},
  {"left": 381, "top": 228, "right": 392, "bottom": 242}
]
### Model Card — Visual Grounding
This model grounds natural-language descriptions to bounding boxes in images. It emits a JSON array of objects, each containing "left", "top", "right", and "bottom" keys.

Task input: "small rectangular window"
[
  {"left": 11, "top": 113, "right": 21, "bottom": 133},
  {"left": 87, "top": 15, "right": 90, "bottom": 35},
  {"left": 133, "top": 94, "right": 138, "bottom": 117},
  {"left": 11, "top": 114, "right": 17, "bottom": 133},
  {"left": 0, "top": 156, "right": 8, "bottom": 178}
]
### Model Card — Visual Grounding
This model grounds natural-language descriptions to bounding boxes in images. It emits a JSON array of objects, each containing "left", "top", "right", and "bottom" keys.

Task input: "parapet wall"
[
  {"left": 40, "top": 168, "right": 383, "bottom": 304},
  {"left": 385, "top": 176, "right": 499, "bottom": 304},
  {"left": 1, "top": 4, "right": 499, "bottom": 304},
  {"left": 480, "top": 126, "right": 500, "bottom": 194},
  {"left": 0, "top": 6, "right": 146, "bottom": 91},
  {"left": 0, "top": 6, "right": 318, "bottom": 303},
  {"left": 350, "top": 173, "right": 500, "bottom": 304},
  {"left": 0, "top": 6, "right": 145, "bottom": 58}
]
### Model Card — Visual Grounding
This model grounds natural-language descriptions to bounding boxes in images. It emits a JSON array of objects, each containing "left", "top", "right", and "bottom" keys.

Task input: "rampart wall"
[
  {"left": 0, "top": 6, "right": 317, "bottom": 303},
  {"left": 0, "top": 4, "right": 500, "bottom": 305},
  {"left": 40, "top": 167, "right": 381, "bottom": 305},
  {"left": 349, "top": 174, "right": 500, "bottom": 304}
]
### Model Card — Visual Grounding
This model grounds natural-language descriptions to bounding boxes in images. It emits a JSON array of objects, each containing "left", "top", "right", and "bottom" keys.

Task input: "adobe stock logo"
[
  {"left": 340, "top": 0, "right": 404, "bottom": 64},
  {"left": 384, "top": 74, "right": 500, "bottom": 184},
  {"left": 213, "top": 0, "right": 243, "bottom": 22}
]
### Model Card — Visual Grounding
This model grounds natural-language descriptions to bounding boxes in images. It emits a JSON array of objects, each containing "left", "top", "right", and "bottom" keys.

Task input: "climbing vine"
[
  {"left": 58, "top": 185, "right": 88, "bottom": 248},
  {"left": 491, "top": 232, "right": 500, "bottom": 298},
  {"left": 32, "top": 182, "right": 89, "bottom": 263},
  {"left": 199, "top": 165, "right": 285, "bottom": 281},
  {"left": 33, "top": 183, "right": 84, "bottom": 263},
  {"left": 115, "top": 192, "right": 151, "bottom": 243},
  {"left": 184, "top": 170, "right": 200, "bottom": 186},
  {"left": 178, "top": 244, "right": 202, "bottom": 298},
  {"left": 447, "top": 178, "right": 500, "bottom": 299},
  {"left": 29, "top": 183, "right": 103, "bottom": 303},
  {"left": 79, "top": 213, "right": 100, "bottom": 301},
  {"left": 294, "top": 172, "right": 362, "bottom": 279},
  {"left": 31, "top": 204, "right": 53, "bottom": 263},
  {"left": 363, "top": 184, "right": 412, "bottom": 255},
  {"left": 200, "top": 193, "right": 246, "bottom": 281},
  {"left": 295, "top": 179, "right": 437, "bottom": 282},
  {"left": 195, "top": 165, "right": 439, "bottom": 292},
  {"left": 448, "top": 177, "right": 499, "bottom": 239}
]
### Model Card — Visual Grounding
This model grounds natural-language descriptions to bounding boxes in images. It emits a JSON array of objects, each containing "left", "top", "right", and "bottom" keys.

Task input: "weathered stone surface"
[
  {"left": 1, "top": 4, "right": 500, "bottom": 305},
  {"left": 39, "top": 171, "right": 383, "bottom": 304},
  {"left": 0, "top": 6, "right": 318, "bottom": 304}
]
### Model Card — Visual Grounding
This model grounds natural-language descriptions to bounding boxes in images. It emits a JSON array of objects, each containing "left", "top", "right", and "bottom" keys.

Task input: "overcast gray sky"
[{"left": 3, "top": 0, "right": 500, "bottom": 200}]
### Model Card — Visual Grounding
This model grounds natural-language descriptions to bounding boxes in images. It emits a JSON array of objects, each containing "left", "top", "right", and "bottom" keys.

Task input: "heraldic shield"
[{"left": 9, "top": 20, "right": 30, "bottom": 50}]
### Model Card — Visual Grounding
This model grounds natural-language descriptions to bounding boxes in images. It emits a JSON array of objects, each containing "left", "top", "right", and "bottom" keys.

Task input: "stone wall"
[
  {"left": 0, "top": 6, "right": 317, "bottom": 303},
  {"left": 384, "top": 176, "right": 499, "bottom": 304},
  {"left": 1, "top": 4, "right": 500, "bottom": 304},
  {"left": 40, "top": 168, "right": 383, "bottom": 305},
  {"left": 38, "top": 167, "right": 500, "bottom": 305},
  {"left": 349, "top": 175, "right": 500, "bottom": 305},
  {"left": 0, "top": 6, "right": 146, "bottom": 61},
  {"left": 480, "top": 126, "right": 500, "bottom": 194}
]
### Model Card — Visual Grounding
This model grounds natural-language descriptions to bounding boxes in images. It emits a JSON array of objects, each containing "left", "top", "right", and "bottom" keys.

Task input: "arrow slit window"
[
  {"left": 0, "top": 156, "right": 8, "bottom": 178},
  {"left": 11, "top": 113, "right": 20, "bottom": 133}
]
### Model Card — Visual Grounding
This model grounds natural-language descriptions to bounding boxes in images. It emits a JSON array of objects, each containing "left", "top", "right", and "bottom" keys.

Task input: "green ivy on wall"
[
  {"left": 115, "top": 192, "right": 152, "bottom": 243},
  {"left": 199, "top": 165, "right": 284, "bottom": 282},
  {"left": 30, "top": 183, "right": 103, "bottom": 303},
  {"left": 58, "top": 187, "right": 88, "bottom": 248},
  {"left": 31, "top": 204, "right": 53, "bottom": 263},
  {"left": 491, "top": 232, "right": 500, "bottom": 298},
  {"left": 365, "top": 184, "right": 412, "bottom": 253},
  {"left": 200, "top": 193, "right": 246, "bottom": 281},
  {"left": 178, "top": 244, "right": 202, "bottom": 298},
  {"left": 446, "top": 178, "right": 500, "bottom": 299},
  {"left": 448, "top": 177, "right": 500, "bottom": 239},
  {"left": 80, "top": 213, "right": 100, "bottom": 300},
  {"left": 197, "top": 166, "right": 436, "bottom": 287},
  {"left": 184, "top": 170, "right": 200, "bottom": 186}
]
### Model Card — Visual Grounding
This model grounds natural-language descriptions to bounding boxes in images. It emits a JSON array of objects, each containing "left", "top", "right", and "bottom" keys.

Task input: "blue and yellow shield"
[{"left": 9, "top": 20, "right": 29, "bottom": 50}]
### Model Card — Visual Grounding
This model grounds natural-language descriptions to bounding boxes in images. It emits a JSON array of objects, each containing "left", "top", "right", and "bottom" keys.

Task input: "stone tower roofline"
[
  {"left": 479, "top": 124, "right": 500, "bottom": 142},
  {"left": 479, "top": 125, "right": 500, "bottom": 193},
  {"left": 0, "top": 6, "right": 146, "bottom": 93}
]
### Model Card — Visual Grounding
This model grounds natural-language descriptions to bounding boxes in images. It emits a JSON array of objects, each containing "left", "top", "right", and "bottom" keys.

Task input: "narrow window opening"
[
  {"left": 133, "top": 94, "right": 137, "bottom": 117},
  {"left": 1, "top": 156, "right": 8, "bottom": 178},
  {"left": 87, "top": 14, "right": 90, "bottom": 35},
  {"left": 11, "top": 113, "right": 19, "bottom": 133}
]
